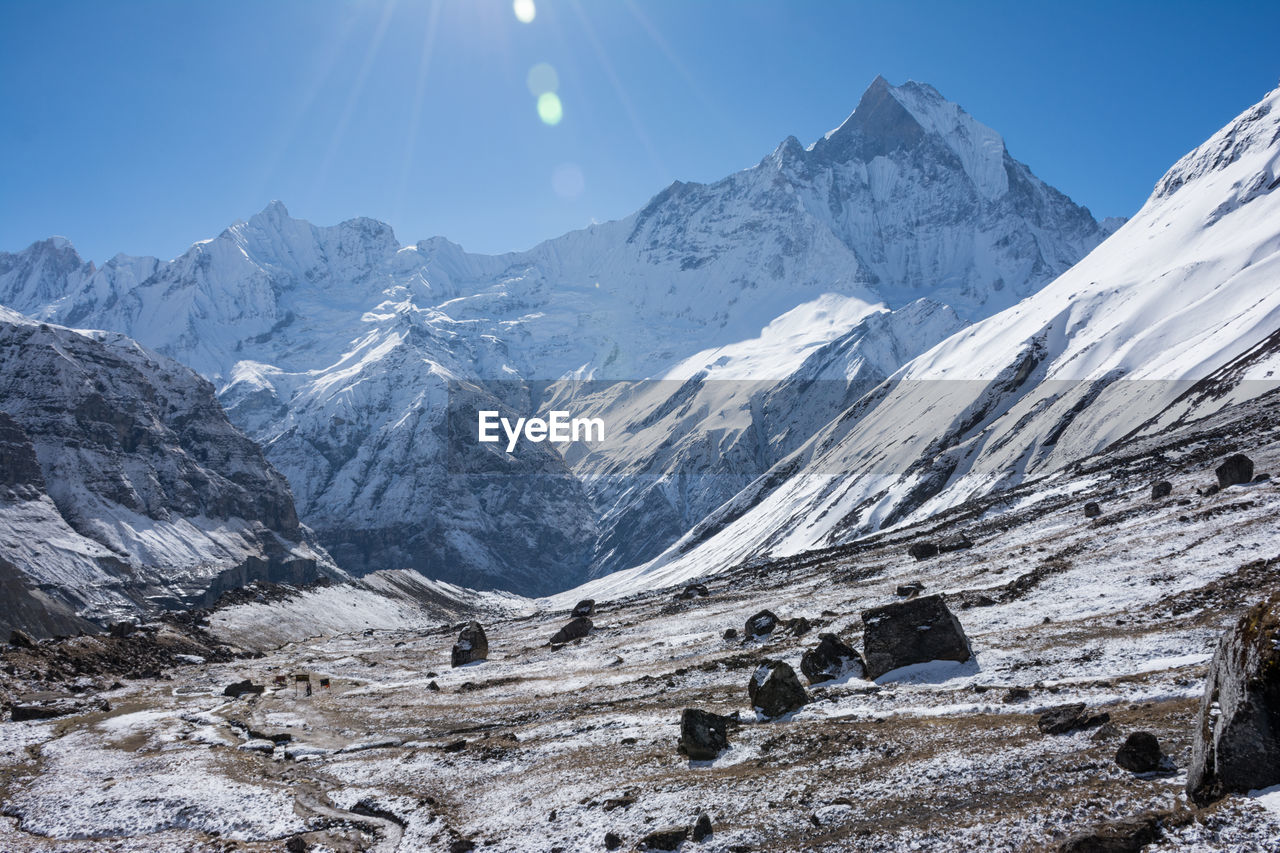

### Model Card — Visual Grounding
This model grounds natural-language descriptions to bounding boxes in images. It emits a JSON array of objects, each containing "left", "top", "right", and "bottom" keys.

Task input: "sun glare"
[
  {"left": 537, "top": 92, "right": 563, "bottom": 125},
  {"left": 513, "top": 0, "right": 536, "bottom": 24}
]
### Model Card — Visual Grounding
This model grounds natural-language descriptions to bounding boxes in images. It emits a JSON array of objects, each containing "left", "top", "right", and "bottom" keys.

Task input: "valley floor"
[{"left": 3, "top": 396, "right": 1280, "bottom": 851}]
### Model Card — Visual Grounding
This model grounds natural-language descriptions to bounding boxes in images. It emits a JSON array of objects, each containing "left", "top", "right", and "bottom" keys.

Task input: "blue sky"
[{"left": 2, "top": 1, "right": 1277, "bottom": 262}]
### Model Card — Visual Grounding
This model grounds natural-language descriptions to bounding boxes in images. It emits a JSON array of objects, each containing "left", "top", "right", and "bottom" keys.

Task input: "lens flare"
[
  {"left": 526, "top": 62, "right": 559, "bottom": 97},
  {"left": 513, "top": 0, "right": 535, "bottom": 24},
  {"left": 537, "top": 92, "right": 563, "bottom": 125}
]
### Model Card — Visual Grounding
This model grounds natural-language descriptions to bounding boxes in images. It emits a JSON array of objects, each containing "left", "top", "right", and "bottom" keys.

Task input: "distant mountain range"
[{"left": 0, "top": 77, "right": 1116, "bottom": 598}]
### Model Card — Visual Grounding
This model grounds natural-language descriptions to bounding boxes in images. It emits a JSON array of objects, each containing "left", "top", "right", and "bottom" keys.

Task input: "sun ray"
[{"left": 395, "top": 0, "right": 443, "bottom": 223}]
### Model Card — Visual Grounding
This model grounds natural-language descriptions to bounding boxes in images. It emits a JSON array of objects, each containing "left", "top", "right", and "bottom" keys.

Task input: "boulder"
[
  {"left": 800, "top": 633, "right": 865, "bottom": 684},
  {"left": 1215, "top": 453, "right": 1254, "bottom": 488},
  {"left": 860, "top": 594, "right": 972, "bottom": 680},
  {"left": 604, "top": 832, "right": 623, "bottom": 850},
  {"left": 678, "top": 583, "right": 709, "bottom": 600},
  {"left": 907, "top": 542, "right": 939, "bottom": 561},
  {"left": 1187, "top": 592, "right": 1280, "bottom": 803},
  {"left": 571, "top": 599, "right": 595, "bottom": 618},
  {"left": 451, "top": 621, "right": 489, "bottom": 667},
  {"left": 1115, "top": 732, "right": 1167, "bottom": 773},
  {"left": 1151, "top": 480, "right": 1173, "bottom": 500},
  {"left": 748, "top": 660, "right": 807, "bottom": 718},
  {"left": 938, "top": 534, "right": 974, "bottom": 552},
  {"left": 8, "top": 628, "right": 36, "bottom": 649},
  {"left": 678, "top": 708, "right": 733, "bottom": 760},
  {"left": 1084, "top": 501, "right": 1102, "bottom": 518},
  {"left": 637, "top": 826, "right": 688, "bottom": 851},
  {"left": 783, "top": 616, "right": 812, "bottom": 636},
  {"left": 549, "top": 617, "right": 593, "bottom": 646},
  {"left": 1036, "top": 703, "right": 1109, "bottom": 735},
  {"left": 722, "top": 628, "right": 738, "bottom": 641},
  {"left": 744, "top": 609, "right": 778, "bottom": 639},
  {"left": 692, "top": 812, "right": 712, "bottom": 842},
  {"left": 895, "top": 582, "right": 925, "bottom": 598},
  {"left": 223, "top": 679, "right": 265, "bottom": 698},
  {"left": 108, "top": 621, "right": 137, "bottom": 639}
]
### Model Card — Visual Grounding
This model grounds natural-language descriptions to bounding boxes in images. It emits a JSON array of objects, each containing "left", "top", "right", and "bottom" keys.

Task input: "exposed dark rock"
[
  {"left": 1002, "top": 687, "right": 1031, "bottom": 704},
  {"left": 12, "top": 695, "right": 110, "bottom": 721},
  {"left": 860, "top": 594, "right": 972, "bottom": 679},
  {"left": 1037, "top": 702, "right": 1109, "bottom": 735},
  {"left": 907, "top": 542, "right": 939, "bottom": 561},
  {"left": 638, "top": 825, "right": 689, "bottom": 851},
  {"left": 1151, "top": 480, "right": 1173, "bottom": 499},
  {"left": 895, "top": 582, "right": 924, "bottom": 598},
  {"left": 1115, "top": 731, "right": 1167, "bottom": 773},
  {"left": 692, "top": 812, "right": 713, "bottom": 841},
  {"left": 1084, "top": 501, "right": 1102, "bottom": 518},
  {"left": 783, "top": 616, "right": 812, "bottom": 636},
  {"left": 1055, "top": 813, "right": 1161, "bottom": 852},
  {"left": 108, "top": 621, "right": 137, "bottom": 639},
  {"left": 1188, "top": 592, "right": 1280, "bottom": 803},
  {"left": 744, "top": 609, "right": 778, "bottom": 639},
  {"left": 8, "top": 629, "right": 36, "bottom": 649},
  {"left": 285, "top": 837, "right": 308, "bottom": 853},
  {"left": 722, "top": 628, "right": 738, "bottom": 640},
  {"left": 449, "top": 840, "right": 476, "bottom": 853},
  {"left": 427, "top": 680, "right": 440, "bottom": 692},
  {"left": 223, "top": 679, "right": 265, "bottom": 698},
  {"left": 604, "top": 831, "right": 623, "bottom": 850},
  {"left": 938, "top": 534, "right": 973, "bottom": 552},
  {"left": 1200, "top": 484, "right": 1221, "bottom": 496},
  {"left": 1215, "top": 453, "right": 1254, "bottom": 488},
  {"left": 572, "top": 599, "right": 595, "bottom": 618},
  {"left": 748, "top": 660, "right": 807, "bottom": 718},
  {"left": 678, "top": 583, "right": 709, "bottom": 600},
  {"left": 451, "top": 621, "right": 489, "bottom": 667},
  {"left": 678, "top": 708, "right": 733, "bottom": 760},
  {"left": 800, "top": 633, "right": 865, "bottom": 684},
  {"left": 549, "top": 617, "right": 593, "bottom": 646}
]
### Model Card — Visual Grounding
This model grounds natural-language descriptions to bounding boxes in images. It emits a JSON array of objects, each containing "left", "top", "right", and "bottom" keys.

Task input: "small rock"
[
  {"left": 1084, "top": 501, "right": 1102, "bottom": 518},
  {"left": 749, "top": 660, "right": 807, "bottom": 718},
  {"left": 679, "top": 583, "right": 709, "bottom": 600},
  {"left": 604, "top": 832, "right": 623, "bottom": 850},
  {"left": 861, "top": 594, "right": 972, "bottom": 680},
  {"left": 1037, "top": 703, "right": 1109, "bottom": 735},
  {"left": 678, "top": 708, "right": 733, "bottom": 760},
  {"left": 108, "top": 621, "right": 137, "bottom": 639},
  {"left": 1201, "top": 484, "right": 1221, "bottom": 496},
  {"left": 1116, "top": 731, "right": 1168, "bottom": 773},
  {"left": 800, "top": 633, "right": 865, "bottom": 684},
  {"left": 637, "top": 826, "right": 689, "bottom": 851},
  {"left": 223, "top": 679, "right": 265, "bottom": 699},
  {"left": 1002, "top": 687, "right": 1031, "bottom": 704},
  {"left": 285, "top": 837, "right": 308, "bottom": 853},
  {"left": 722, "top": 628, "right": 738, "bottom": 640},
  {"left": 549, "top": 617, "right": 593, "bottom": 646},
  {"left": 8, "top": 628, "right": 36, "bottom": 649},
  {"left": 744, "top": 609, "right": 778, "bottom": 639},
  {"left": 907, "top": 542, "right": 939, "bottom": 561},
  {"left": 449, "top": 841, "right": 476, "bottom": 853},
  {"left": 1215, "top": 453, "right": 1254, "bottom": 488},
  {"left": 783, "top": 616, "right": 812, "bottom": 636},
  {"left": 572, "top": 599, "right": 595, "bottom": 618},
  {"left": 1151, "top": 480, "right": 1173, "bottom": 499},
  {"left": 692, "top": 812, "right": 713, "bottom": 841},
  {"left": 427, "top": 680, "right": 440, "bottom": 692},
  {"left": 895, "top": 582, "right": 925, "bottom": 597},
  {"left": 451, "top": 621, "right": 489, "bottom": 667}
]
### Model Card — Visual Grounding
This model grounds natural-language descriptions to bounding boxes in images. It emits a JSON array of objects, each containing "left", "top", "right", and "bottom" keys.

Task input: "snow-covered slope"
[
  {"left": 580, "top": 83, "right": 1280, "bottom": 599},
  {"left": 0, "top": 77, "right": 1110, "bottom": 593},
  {"left": 0, "top": 307, "right": 341, "bottom": 636}
]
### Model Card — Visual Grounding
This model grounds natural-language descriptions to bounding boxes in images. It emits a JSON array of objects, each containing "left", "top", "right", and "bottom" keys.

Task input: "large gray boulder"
[
  {"left": 678, "top": 708, "right": 733, "bottom": 760},
  {"left": 1215, "top": 453, "right": 1254, "bottom": 488},
  {"left": 1187, "top": 592, "right": 1280, "bottom": 803},
  {"left": 861, "top": 594, "right": 972, "bottom": 679},
  {"left": 748, "top": 660, "right": 807, "bottom": 717},
  {"left": 451, "top": 621, "right": 489, "bottom": 667}
]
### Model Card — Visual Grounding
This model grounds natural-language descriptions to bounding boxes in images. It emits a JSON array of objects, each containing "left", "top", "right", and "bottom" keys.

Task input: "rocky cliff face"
[{"left": 0, "top": 307, "right": 341, "bottom": 637}]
